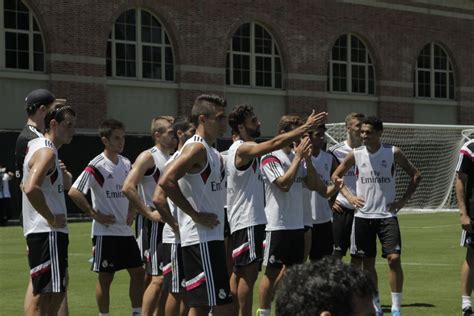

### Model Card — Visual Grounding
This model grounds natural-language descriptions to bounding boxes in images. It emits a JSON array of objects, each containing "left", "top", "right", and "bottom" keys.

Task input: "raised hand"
[{"left": 192, "top": 212, "right": 220, "bottom": 229}]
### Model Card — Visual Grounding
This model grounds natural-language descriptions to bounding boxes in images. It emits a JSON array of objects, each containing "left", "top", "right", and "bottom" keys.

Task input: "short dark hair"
[
  {"left": 44, "top": 104, "right": 76, "bottom": 132},
  {"left": 99, "top": 119, "right": 125, "bottom": 138},
  {"left": 275, "top": 257, "right": 376, "bottom": 316},
  {"left": 191, "top": 94, "right": 226, "bottom": 126},
  {"left": 278, "top": 115, "right": 302, "bottom": 133},
  {"left": 228, "top": 104, "right": 254, "bottom": 135},
  {"left": 362, "top": 116, "right": 383, "bottom": 132},
  {"left": 172, "top": 116, "right": 193, "bottom": 139}
]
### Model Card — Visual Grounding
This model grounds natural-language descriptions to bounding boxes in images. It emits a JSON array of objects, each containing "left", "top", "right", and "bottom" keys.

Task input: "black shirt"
[
  {"left": 457, "top": 139, "right": 474, "bottom": 217},
  {"left": 14, "top": 125, "right": 43, "bottom": 180}
]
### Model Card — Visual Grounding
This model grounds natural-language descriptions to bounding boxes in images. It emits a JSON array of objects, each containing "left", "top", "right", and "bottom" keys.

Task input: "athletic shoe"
[
  {"left": 391, "top": 311, "right": 401, "bottom": 316},
  {"left": 462, "top": 306, "right": 473, "bottom": 316}
]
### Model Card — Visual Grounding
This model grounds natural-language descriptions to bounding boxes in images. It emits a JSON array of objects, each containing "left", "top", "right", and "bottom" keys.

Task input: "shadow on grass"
[{"left": 381, "top": 303, "right": 436, "bottom": 312}]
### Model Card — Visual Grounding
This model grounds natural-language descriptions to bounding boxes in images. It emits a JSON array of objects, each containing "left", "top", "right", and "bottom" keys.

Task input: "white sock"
[
  {"left": 462, "top": 295, "right": 472, "bottom": 310},
  {"left": 99, "top": 313, "right": 109, "bottom": 316},
  {"left": 257, "top": 309, "right": 271, "bottom": 316},
  {"left": 373, "top": 291, "right": 382, "bottom": 313},
  {"left": 391, "top": 292, "right": 403, "bottom": 311}
]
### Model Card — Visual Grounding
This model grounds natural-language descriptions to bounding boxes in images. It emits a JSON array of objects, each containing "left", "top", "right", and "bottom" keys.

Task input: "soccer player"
[
  {"left": 15, "top": 89, "right": 72, "bottom": 315},
  {"left": 328, "top": 112, "right": 364, "bottom": 259},
  {"left": 332, "top": 116, "right": 421, "bottom": 316},
  {"left": 158, "top": 95, "right": 232, "bottom": 316},
  {"left": 68, "top": 119, "right": 144, "bottom": 316},
  {"left": 456, "top": 138, "right": 474, "bottom": 316},
  {"left": 22, "top": 104, "right": 76, "bottom": 315},
  {"left": 153, "top": 116, "right": 196, "bottom": 316},
  {"left": 257, "top": 116, "right": 330, "bottom": 316},
  {"left": 275, "top": 257, "right": 376, "bottom": 316},
  {"left": 226, "top": 104, "right": 327, "bottom": 316},
  {"left": 305, "top": 124, "right": 339, "bottom": 261},
  {"left": 122, "top": 116, "right": 176, "bottom": 316}
]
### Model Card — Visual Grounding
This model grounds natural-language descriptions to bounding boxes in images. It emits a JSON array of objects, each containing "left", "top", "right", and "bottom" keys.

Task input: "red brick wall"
[{"left": 20, "top": 0, "right": 474, "bottom": 127}]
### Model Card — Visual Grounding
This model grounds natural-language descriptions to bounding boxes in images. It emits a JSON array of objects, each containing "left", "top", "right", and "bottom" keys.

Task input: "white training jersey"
[
  {"left": 72, "top": 153, "right": 132, "bottom": 236},
  {"left": 22, "top": 138, "right": 68, "bottom": 236},
  {"left": 354, "top": 144, "right": 396, "bottom": 219},
  {"left": 137, "top": 146, "right": 170, "bottom": 207},
  {"left": 261, "top": 149, "right": 306, "bottom": 231},
  {"left": 162, "top": 151, "right": 180, "bottom": 244},
  {"left": 176, "top": 135, "right": 226, "bottom": 247},
  {"left": 303, "top": 151, "right": 334, "bottom": 224},
  {"left": 226, "top": 140, "right": 267, "bottom": 233},
  {"left": 329, "top": 141, "right": 357, "bottom": 209}
]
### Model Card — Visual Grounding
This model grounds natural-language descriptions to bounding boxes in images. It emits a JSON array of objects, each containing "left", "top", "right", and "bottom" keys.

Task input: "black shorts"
[
  {"left": 231, "top": 225, "right": 265, "bottom": 270},
  {"left": 27, "top": 231, "right": 68, "bottom": 295},
  {"left": 182, "top": 241, "right": 232, "bottom": 307},
  {"left": 224, "top": 208, "right": 231, "bottom": 238},
  {"left": 162, "top": 243, "right": 186, "bottom": 293},
  {"left": 351, "top": 217, "right": 402, "bottom": 258},
  {"left": 309, "top": 221, "right": 334, "bottom": 261},
  {"left": 332, "top": 207, "right": 355, "bottom": 257},
  {"left": 145, "top": 221, "right": 164, "bottom": 276},
  {"left": 461, "top": 230, "right": 474, "bottom": 248},
  {"left": 263, "top": 229, "right": 305, "bottom": 268},
  {"left": 92, "top": 235, "right": 143, "bottom": 273},
  {"left": 304, "top": 225, "right": 312, "bottom": 232},
  {"left": 135, "top": 213, "right": 152, "bottom": 263}
]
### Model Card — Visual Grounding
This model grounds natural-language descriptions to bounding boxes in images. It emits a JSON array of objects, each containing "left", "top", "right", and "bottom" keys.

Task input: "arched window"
[
  {"left": 226, "top": 22, "right": 282, "bottom": 89},
  {"left": 106, "top": 8, "right": 174, "bottom": 81},
  {"left": 328, "top": 34, "right": 374, "bottom": 95},
  {"left": 1, "top": 0, "right": 44, "bottom": 71},
  {"left": 415, "top": 43, "right": 454, "bottom": 100}
]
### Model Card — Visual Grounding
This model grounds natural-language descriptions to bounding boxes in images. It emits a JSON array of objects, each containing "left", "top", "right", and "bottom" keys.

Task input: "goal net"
[{"left": 325, "top": 123, "right": 474, "bottom": 211}]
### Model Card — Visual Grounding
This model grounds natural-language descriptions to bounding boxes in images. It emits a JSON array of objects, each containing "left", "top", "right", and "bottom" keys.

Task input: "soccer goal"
[{"left": 325, "top": 123, "right": 474, "bottom": 211}]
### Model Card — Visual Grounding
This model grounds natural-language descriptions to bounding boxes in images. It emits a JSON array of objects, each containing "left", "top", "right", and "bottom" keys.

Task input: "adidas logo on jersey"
[
  {"left": 107, "top": 174, "right": 113, "bottom": 179},
  {"left": 381, "top": 160, "right": 388, "bottom": 168}
]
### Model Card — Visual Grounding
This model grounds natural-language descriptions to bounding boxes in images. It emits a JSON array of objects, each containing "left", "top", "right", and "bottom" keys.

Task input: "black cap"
[{"left": 25, "top": 89, "right": 55, "bottom": 111}]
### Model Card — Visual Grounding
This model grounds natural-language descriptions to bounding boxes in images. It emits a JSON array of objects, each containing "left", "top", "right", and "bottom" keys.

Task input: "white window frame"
[
  {"left": 107, "top": 8, "right": 174, "bottom": 81},
  {"left": 415, "top": 42, "right": 455, "bottom": 100},
  {"left": 226, "top": 22, "right": 282, "bottom": 89},
  {"left": 0, "top": 0, "right": 45, "bottom": 72},
  {"left": 328, "top": 33, "right": 375, "bottom": 95}
]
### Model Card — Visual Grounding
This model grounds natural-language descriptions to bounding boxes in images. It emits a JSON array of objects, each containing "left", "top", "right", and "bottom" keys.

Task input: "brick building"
[
  {"left": 1, "top": 0, "right": 473, "bottom": 136},
  {"left": 0, "top": 0, "right": 472, "bottom": 218}
]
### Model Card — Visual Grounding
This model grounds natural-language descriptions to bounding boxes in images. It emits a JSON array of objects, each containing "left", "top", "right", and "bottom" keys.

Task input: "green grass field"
[{"left": 0, "top": 212, "right": 466, "bottom": 315}]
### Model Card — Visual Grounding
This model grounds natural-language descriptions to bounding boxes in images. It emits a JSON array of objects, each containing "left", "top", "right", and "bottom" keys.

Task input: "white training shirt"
[
  {"left": 162, "top": 151, "right": 180, "bottom": 244},
  {"left": 22, "top": 138, "right": 68, "bottom": 236},
  {"left": 137, "top": 146, "right": 170, "bottom": 207},
  {"left": 72, "top": 153, "right": 132, "bottom": 236},
  {"left": 354, "top": 144, "right": 396, "bottom": 219},
  {"left": 176, "top": 135, "right": 226, "bottom": 247},
  {"left": 329, "top": 141, "right": 357, "bottom": 209},
  {"left": 303, "top": 151, "right": 334, "bottom": 225},
  {"left": 261, "top": 149, "right": 306, "bottom": 231},
  {"left": 226, "top": 140, "right": 267, "bottom": 234}
]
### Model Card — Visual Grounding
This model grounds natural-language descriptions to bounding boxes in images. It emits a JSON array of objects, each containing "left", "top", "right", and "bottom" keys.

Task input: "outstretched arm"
[{"left": 235, "top": 110, "right": 327, "bottom": 168}]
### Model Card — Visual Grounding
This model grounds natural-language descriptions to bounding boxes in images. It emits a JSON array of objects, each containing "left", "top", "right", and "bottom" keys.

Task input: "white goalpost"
[{"left": 325, "top": 123, "right": 474, "bottom": 211}]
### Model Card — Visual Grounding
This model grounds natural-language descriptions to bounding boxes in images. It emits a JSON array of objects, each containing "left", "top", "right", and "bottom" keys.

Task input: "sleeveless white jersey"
[
  {"left": 261, "top": 149, "right": 306, "bottom": 231},
  {"left": 226, "top": 140, "right": 267, "bottom": 233},
  {"left": 162, "top": 151, "right": 181, "bottom": 244},
  {"left": 137, "top": 146, "right": 170, "bottom": 207},
  {"left": 303, "top": 151, "right": 333, "bottom": 224},
  {"left": 22, "top": 138, "right": 68, "bottom": 236},
  {"left": 354, "top": 144, "right": 396, "bottom": 219},
  {"left": 72, "top": 153, "right": 132, "bottom": 236},
  {"left": 329, "top": 141, "right": 357, "bottom": 209},
  {"left": 176, "top": 135, "right": 226, "bottom": 247}
]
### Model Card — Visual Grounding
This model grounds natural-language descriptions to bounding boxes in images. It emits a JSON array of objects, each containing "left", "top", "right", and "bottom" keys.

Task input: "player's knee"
[
  {"left": 98, "top": 272, "right": 115, "bottom": 284},
  {"left": 387, "top": 254, "right": 401, "bottom": 267}
]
